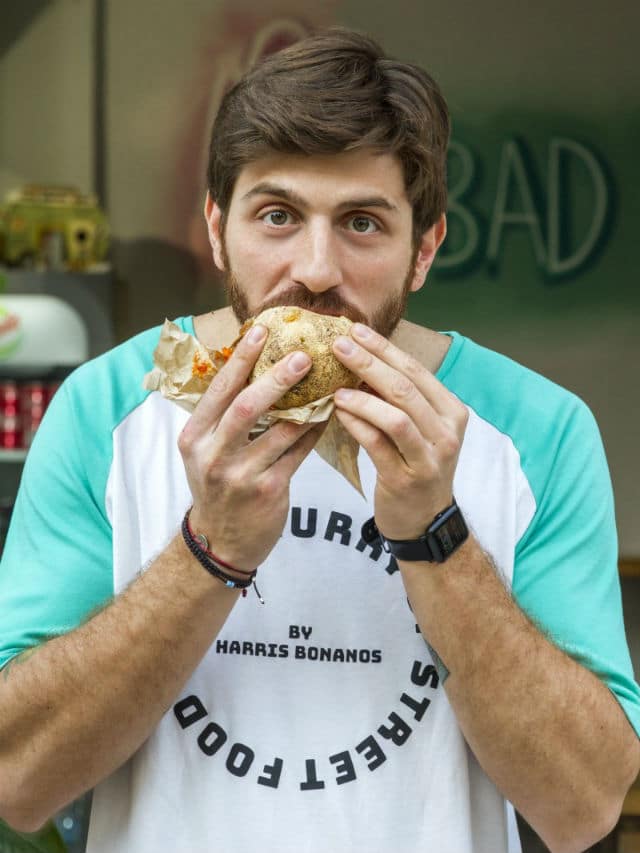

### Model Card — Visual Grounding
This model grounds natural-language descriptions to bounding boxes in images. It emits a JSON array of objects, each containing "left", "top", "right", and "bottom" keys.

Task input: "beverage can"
[{"left": 0, "top": 413, "right": 22, "bottom": 449}]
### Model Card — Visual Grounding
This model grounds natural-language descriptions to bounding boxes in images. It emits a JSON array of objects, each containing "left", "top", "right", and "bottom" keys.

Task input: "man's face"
[{"left": 205, "top": 149, "right": 443, "bottom": 337}]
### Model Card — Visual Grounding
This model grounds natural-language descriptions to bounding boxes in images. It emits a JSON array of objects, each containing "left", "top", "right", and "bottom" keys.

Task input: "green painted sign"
[
  {"left": 437, "top": 136, "right": 611, "bottom": 280},
  {"left": 413, "top": 108, "right": 638, "bottom": 339}
]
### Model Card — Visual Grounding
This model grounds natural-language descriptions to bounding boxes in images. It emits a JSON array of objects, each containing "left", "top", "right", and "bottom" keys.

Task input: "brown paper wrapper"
[{"left": 143, "top": 319, "right": 364, "bottom": 494}]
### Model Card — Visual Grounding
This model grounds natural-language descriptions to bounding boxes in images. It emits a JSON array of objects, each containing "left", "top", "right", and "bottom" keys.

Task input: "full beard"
[{"left": 223, "top": 265, "right": 416, "bottom": 340}]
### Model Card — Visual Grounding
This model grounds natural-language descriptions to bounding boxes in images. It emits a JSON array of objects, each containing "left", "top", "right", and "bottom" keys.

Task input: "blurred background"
[{"left": 0, "top": 1, "right": 638, "bottom": 851}]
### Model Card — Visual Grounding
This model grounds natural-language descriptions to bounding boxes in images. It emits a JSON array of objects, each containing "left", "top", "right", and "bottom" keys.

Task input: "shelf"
[{"left": 0, "top": 449, "right": 27, "bottom": 463}]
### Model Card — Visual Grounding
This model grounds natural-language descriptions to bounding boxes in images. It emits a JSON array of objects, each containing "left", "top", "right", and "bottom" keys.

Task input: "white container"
[{"left": 0, "top": 293, "right": 89, "bottom": 369}]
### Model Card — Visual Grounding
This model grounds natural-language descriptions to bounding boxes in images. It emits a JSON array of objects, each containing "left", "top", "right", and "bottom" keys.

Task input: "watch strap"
[{"left": 361, "top": 501, "right": 468, "bottom": 563}]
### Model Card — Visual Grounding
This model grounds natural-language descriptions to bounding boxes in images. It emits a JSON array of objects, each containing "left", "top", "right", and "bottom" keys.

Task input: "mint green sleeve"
[
  {"left": 0, "top": 369, "right": 115, "bottom": 669},
  {"left": 513, "top": 396, "right": 640, "bottom": 738},
  {"left": 0, "top": 320, "right": 189, "bottom": 669}
]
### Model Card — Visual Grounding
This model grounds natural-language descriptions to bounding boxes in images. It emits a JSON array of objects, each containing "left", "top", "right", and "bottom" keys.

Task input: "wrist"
[
  {"left": 187, "top": 507, "right": 255, "bottom": 573},
  {"left": 362, "top": 499, "right": 468, "bottom": 564},
  {"left": 182, "top": 509, "right": 264, "bottom": 602}
]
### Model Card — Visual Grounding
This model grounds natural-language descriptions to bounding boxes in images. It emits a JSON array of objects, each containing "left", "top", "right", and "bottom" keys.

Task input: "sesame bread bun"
[{"left": 248, "top": 306, "right": 361, "bottom": 409}]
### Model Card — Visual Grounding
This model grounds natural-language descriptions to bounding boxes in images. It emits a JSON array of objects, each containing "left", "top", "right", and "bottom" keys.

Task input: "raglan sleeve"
[
  {"left": 0, "top": 370, "right": 114, "bottom": 669},
  {"left": 512, "top": 394, "right": 640, "bottom": 738}
]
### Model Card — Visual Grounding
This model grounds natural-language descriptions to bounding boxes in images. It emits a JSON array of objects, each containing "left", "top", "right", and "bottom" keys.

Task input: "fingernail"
[
  {"left": 334, "top": 388, "right": 353, "bottom": 402},
  {"left": 247, "top": 324, "right": 266, "bottom": 344},
  {"left": 289, "top": 351, "right": 311, "bottom": 371},
  {"left": 353, "top": 323, "right": 371, "bottom": 340},
  {"left": 335, "top": 336, "right": 355, "bottom": 355}
]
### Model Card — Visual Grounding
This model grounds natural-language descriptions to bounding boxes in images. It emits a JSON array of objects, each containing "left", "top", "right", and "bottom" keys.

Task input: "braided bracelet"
[
  {"left": 181, "top": 510, "right": 264, "bottom": 603},
  {"left": 184, "top": 510, "right": 255, "bottom": 575}
]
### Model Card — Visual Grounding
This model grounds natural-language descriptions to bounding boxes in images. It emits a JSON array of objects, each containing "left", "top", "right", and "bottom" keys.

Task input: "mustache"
[{"left": 255, "top": 286, "right": 369, "bottom": 325}]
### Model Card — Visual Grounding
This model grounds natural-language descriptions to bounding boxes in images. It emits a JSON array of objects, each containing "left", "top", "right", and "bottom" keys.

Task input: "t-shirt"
[{"left": 1, "top": 319, "right": 638, "bottom": 853}]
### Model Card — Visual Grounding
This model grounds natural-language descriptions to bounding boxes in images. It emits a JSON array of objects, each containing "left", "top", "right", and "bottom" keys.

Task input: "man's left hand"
[{"left": 332, "top": 323, "right": 468, "bottom": 540}]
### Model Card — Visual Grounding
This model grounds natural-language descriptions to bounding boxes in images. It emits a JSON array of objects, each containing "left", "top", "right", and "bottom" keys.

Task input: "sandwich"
[{"left": 243, "top": 306, "right": 361, "bottom": 409}]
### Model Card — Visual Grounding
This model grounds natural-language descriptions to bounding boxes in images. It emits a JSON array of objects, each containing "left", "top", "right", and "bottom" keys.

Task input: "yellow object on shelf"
[{"left": 0, "top": 185, "right": 109, "bottom": 271}]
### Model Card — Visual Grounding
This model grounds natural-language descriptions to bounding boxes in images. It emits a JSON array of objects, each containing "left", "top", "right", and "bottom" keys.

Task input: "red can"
[
  {"left": 21, "top": 382, "right": 46, "bottom": 410},
  {"left": 0, "top": 381, "right": 19, "bottom": 413},
  {"left": 0, "top": 382, "right": 21, "bottom": 448},
  {"left": 20, "top": 382, "right": 47, "bottom": 448},
  {"left": 0, "top": 413, "right": 22, "bottom": 449}
]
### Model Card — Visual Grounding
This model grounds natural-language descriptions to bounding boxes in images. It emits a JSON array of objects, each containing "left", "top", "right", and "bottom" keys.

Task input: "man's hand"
[
  {"left": 0, "top": 323, "right": 327, "bottom": 832},
  {"left": 178, "top": 324, "right": 321, "bottom": 571},
  {"left": 332, "top": 321, "right": 640, "bottom": 852},
  {"left": 331, "top": 323, "right": 468, "bottom": 539}
]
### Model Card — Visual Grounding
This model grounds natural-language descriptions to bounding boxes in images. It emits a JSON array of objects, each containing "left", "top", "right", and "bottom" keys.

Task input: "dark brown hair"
[{"left": 207, "top": 27, "right": 450, "bottom": 244}]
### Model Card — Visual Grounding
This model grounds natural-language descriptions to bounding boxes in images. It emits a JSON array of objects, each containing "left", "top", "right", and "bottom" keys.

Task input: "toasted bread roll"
[{"left": 248, "top": 306, "right": 361, "bottom": 408}]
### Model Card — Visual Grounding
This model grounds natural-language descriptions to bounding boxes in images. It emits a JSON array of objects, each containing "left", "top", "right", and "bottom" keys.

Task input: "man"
[{"left": 0, "top": 28, "right": 638, "bottom": 853}]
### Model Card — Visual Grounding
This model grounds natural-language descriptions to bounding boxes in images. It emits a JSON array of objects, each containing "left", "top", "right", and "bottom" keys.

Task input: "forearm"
[
  {"left": 0, "top": 534, "right": 240, "bottom": 831},
  {"left": 0, "top": 324, "right": 319, "bottom": 832},
  {"left": 401, "top": 537, "right": 640, "bottom": 853}
]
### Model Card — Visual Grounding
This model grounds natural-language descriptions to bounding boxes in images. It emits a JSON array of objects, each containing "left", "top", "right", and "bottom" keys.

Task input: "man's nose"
[{"left": 290, "top": 221, "right": 342, "bottom": 293}]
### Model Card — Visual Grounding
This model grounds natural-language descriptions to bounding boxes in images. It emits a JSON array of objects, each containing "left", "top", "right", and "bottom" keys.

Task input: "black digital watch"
[{"left": 361, "top": 500, "right": 469, "bottom": 563}]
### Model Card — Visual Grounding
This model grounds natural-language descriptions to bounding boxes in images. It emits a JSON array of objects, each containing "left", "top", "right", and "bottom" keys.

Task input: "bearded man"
[{"left": 1, "top": 27, "right": 638, "bottom": 853}]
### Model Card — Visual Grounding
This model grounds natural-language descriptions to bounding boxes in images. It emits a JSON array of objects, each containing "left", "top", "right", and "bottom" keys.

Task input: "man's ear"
[
  {"left": 408, "top": 213, "right": 447, "bottom": 293},
  {"left": 204, "top": 191, "right": 225, "bottom": 271}
]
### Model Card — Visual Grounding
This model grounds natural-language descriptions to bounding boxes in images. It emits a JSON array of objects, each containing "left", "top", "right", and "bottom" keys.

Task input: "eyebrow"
[{"left": 240, "top": 182, "right": 399, "bottom": 213}]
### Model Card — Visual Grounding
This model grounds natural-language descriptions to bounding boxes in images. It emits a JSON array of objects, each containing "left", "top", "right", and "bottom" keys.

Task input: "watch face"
[{"left": 431, "top": 506, "right": 468, "bottom": 557}]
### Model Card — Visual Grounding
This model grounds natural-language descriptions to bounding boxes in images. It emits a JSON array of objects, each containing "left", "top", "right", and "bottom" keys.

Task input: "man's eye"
[
  {"left": 348, "top": 216, "right": 378, "bottom": 234},
  {"left": 263, "top": 210, "right": 291, "bottom": 226}
]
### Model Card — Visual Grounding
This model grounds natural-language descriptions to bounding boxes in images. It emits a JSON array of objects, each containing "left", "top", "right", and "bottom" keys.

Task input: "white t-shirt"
[{"left": 1, "top": 318, "right": 638, "bottom": 853}]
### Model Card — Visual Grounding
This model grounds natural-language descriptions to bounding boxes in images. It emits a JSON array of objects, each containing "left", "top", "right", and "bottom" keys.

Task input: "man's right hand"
[
  {"left": 0, "top": 322, "right": 324, "bottom": 833},
  {"left": 178, "top": 323, "right": 321, "bottom": 571}
]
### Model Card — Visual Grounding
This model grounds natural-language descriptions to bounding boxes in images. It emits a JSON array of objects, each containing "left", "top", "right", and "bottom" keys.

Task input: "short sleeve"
[
  {"left": 513, "top": 398, "right": 640, "bottom": 738},
  {"left": 439, "top": 333, "right": 640, "bottom": 740},
  {"left": 0, "top": 373, "right": 114, "bottom": 668}
]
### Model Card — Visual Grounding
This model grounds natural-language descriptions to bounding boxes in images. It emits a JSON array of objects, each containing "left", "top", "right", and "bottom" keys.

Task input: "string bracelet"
[
  {"left": 184, "top": 510, "right": 255, "bottom": 575},
  {"left": 181, "top": 509, "right": 264, "bottom": 603}
]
